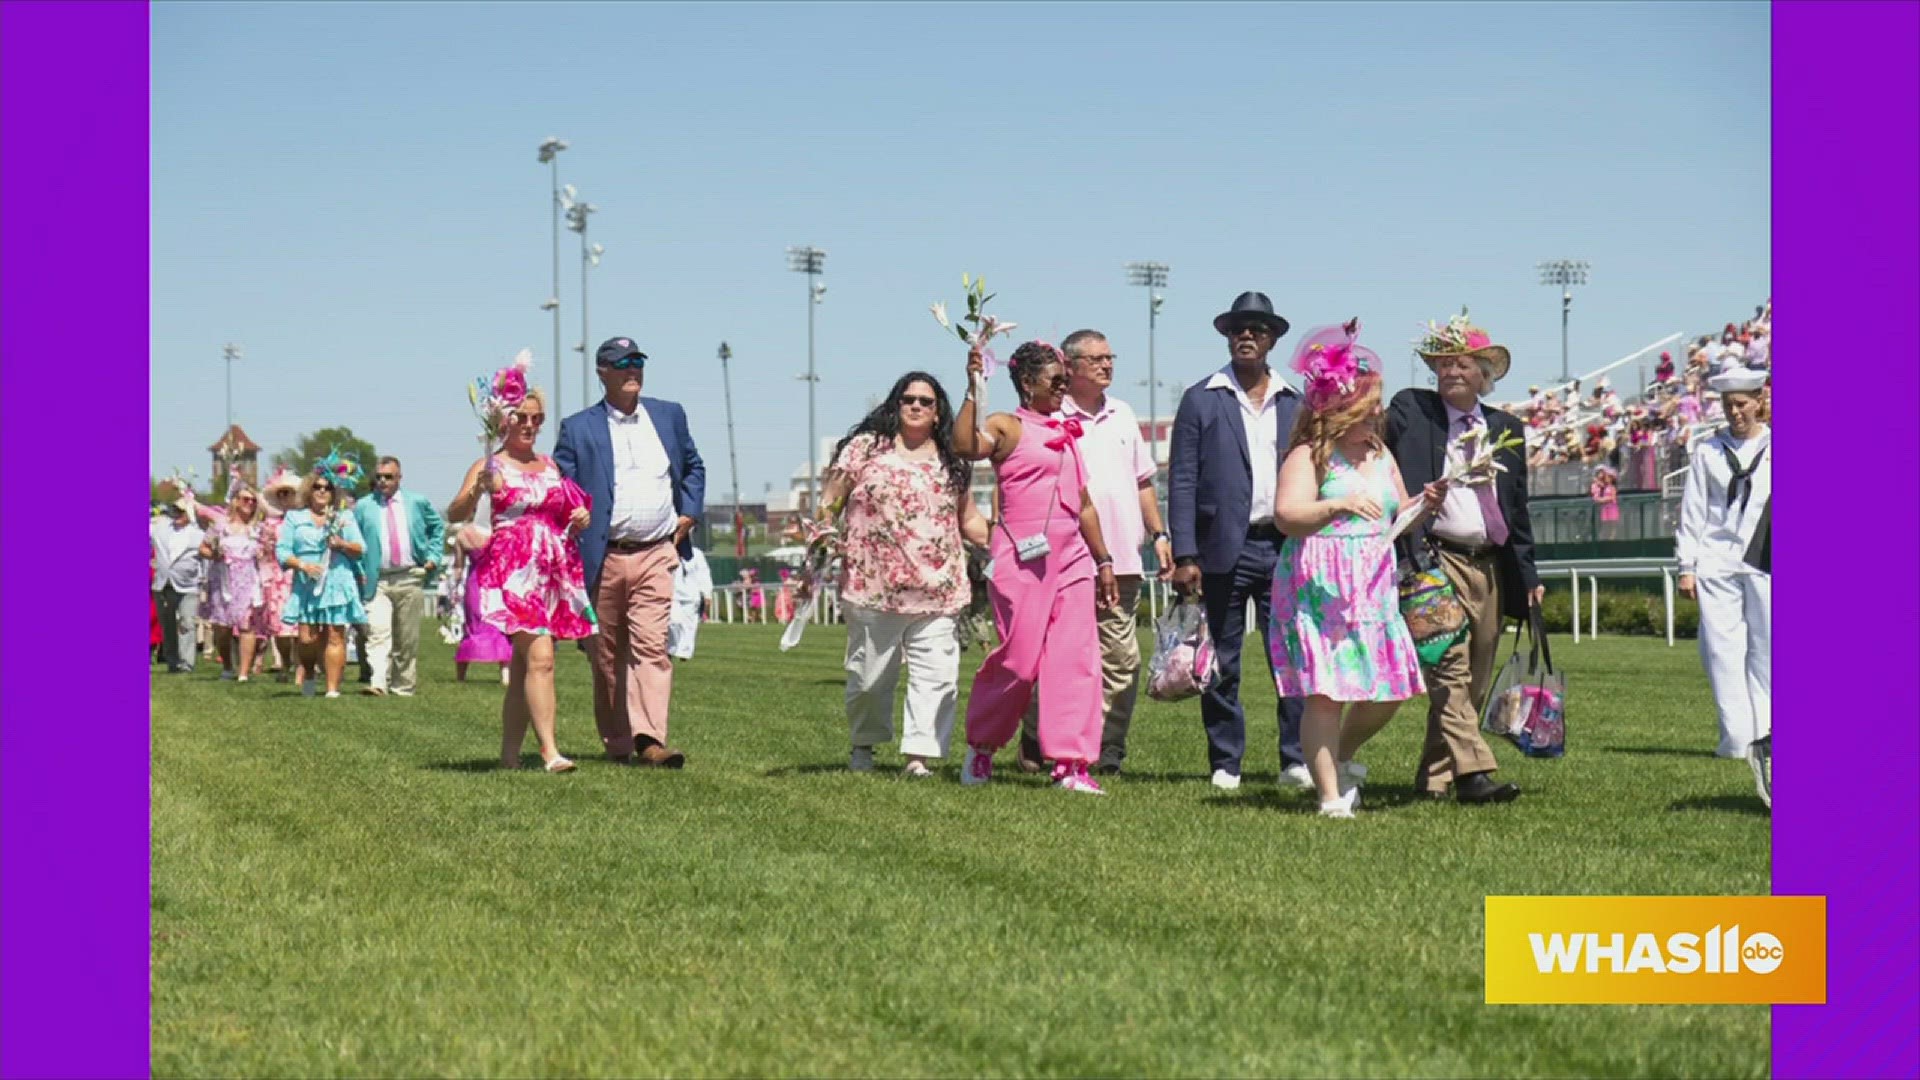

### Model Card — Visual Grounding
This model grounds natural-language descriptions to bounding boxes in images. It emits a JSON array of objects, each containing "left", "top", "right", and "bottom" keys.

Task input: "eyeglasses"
[
  {"left": 1045, "top": 375, "right": 1071, "bottom": 390},
  {"left": 1073, "top": 354, "right": 1116, "bottom": 366},
  {"left": 601, "top": 357, "right": 645, "bottom": 371},
  {"left": 313, "top": 484, "right": 334, "bottom": 493},
  {"left": 898, "top": 394, "right": 937, "bottom": 409},
  {"left": 512, "top": 413, "right": 546, "bottom": 427}
]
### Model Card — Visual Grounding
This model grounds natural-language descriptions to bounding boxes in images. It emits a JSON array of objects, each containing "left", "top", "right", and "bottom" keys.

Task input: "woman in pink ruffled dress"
[
  {"left": 447, "top": 386, "right": 595, "bottom": 773},
  {"left": 252, "top": 468, "right": 302, "bottom": 679}
]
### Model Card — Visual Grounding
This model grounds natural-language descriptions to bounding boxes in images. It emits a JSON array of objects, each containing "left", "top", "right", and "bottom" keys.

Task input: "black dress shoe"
[{"left": 1456, "top": 771, "right": 1521, "bottom": 804}]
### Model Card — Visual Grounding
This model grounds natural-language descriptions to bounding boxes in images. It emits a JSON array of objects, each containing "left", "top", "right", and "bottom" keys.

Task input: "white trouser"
[
  {"left": 1695, "top": 562, "right": 1770, "bottom": 758},
  {"left": 667, "top": 598, "right": 701, "bottom": 660},
  {"left": 843, "top": 605, "right": 959, "bottom": 759}
]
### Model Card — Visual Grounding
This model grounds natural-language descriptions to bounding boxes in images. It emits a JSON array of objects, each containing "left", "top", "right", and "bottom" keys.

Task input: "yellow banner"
[{"left": 1485, "top": 896, "right": 1826, "bottom": 1004}]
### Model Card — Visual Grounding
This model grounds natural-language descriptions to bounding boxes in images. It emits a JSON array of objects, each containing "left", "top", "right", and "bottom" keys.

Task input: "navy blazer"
[
  {"left": 1167, "top": 371, "right": 1303, "bottom": 575},
  {"left": 554, "top": 397, "right": 706, "bottom": 595},
  {"left": 1383, "top": 388, "right": 1540, "bottom": 621}
]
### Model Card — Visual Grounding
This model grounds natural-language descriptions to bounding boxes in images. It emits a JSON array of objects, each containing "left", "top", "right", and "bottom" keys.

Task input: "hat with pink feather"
[
  {"left": 1288, "top": 317, "right": 1380, "bottom": 412},
  {"left": 1414, "top": 306, "right": 1512, "bottom": 383}
]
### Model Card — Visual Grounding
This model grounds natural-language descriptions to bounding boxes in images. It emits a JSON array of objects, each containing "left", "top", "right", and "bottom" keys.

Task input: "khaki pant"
[
  {"left": 1019, "top": 575, "right": 1143, "bottom": 768},
  {"left": 1416, "top": 549, "right": 1503, "bottom": 790},
  {"left": 590, "top": 541, "right": 678, "bottom": 756},
  {"left": 365, "top": 566, "right": 427, "bottom": 694}
]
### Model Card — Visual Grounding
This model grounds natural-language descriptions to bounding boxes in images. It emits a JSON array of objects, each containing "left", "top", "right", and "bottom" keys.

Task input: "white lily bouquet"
[
  {"left": 931, "top": 273, "right": 1019, "bottom": 405},
  {"left": 778, "top": 517, "right": 841, "bottom": 653},
  {"left": 1386, "top": 426, "right": 1528, "bottom": 543}
]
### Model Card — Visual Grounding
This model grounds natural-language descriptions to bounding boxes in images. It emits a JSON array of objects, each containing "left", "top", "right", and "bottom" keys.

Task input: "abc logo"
[{"left": 1742, "top": 931, "right": 1785, "bottom": 974}]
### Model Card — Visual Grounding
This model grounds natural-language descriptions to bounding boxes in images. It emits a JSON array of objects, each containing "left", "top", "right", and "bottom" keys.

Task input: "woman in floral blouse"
[{"left": 809, "top": 371, "right": 990, "bottom": 777}]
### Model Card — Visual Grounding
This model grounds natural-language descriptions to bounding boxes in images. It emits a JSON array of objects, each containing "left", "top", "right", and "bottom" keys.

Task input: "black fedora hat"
[{"left": 1212, "top": 291, "right": 1291, "bottom": 338}]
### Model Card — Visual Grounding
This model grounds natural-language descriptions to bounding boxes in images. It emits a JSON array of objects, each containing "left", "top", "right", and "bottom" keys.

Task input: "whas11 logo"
[{"left": 1528, "top": 924, "right": 1785, "bottom": 975}]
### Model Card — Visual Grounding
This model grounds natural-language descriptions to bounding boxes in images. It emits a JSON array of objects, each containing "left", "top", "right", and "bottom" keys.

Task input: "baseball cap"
[{"left": 595, "top": 337, "right": 648, "bottom": 366}]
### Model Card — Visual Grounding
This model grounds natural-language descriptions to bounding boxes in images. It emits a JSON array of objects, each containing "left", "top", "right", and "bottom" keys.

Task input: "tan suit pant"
[{"left": 1417, "top": 548, "right": 1504, "bottom": 790}]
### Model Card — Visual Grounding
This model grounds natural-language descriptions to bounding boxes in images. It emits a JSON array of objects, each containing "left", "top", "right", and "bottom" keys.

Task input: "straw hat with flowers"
[{"left": 1414, "top": 307, "right": 1512, "bottom": 384}]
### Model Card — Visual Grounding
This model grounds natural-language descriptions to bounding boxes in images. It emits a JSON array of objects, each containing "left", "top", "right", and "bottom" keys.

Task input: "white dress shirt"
[
  {"left": 606, "top": 401, "right": 678, "bottom": 543},
  {"left": 1676, "top": 425, "right": 1771, "bottom": 574},
  {"left": 150, "top": 518, "right": 207, "bottom": 591},
  {"left": 1204, "top": 365, "right": 1287, "bottom": 527},
  {"left": 1430, "top": 400, "right": 1491, "bottom": 546},
  {"left": 1057, "top": 393, "right": 1156, "bottom": 575}
]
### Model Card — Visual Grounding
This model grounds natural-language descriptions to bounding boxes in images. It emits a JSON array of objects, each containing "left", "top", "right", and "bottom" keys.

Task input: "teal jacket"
[{"left": 352, "top": 489, "right": 447, "bottom": 601}]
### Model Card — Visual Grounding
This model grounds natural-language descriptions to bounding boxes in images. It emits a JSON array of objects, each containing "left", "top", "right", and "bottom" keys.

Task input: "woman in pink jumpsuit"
[{"left": 953, "top": 341, "right": 1121, "bottom": 794}]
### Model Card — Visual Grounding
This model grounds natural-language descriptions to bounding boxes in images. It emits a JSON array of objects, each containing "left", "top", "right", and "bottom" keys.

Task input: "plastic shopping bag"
[
  {"left": 1480, "top": 607, "right": 1565, "bottom": 758},
  {"left": 1146, "top": 598, "right": 1218, "bottom": 702}
]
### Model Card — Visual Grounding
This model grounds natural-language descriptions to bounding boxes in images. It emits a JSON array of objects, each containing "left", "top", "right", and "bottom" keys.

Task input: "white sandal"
[{"left": 544, "top": 756, "right": 577, "bottom": 774}]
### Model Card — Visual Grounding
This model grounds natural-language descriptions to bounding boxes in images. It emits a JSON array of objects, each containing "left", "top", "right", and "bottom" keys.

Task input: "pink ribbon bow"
[{"left": 1042, "top": 416, "right": 1085, "bottom": 451}]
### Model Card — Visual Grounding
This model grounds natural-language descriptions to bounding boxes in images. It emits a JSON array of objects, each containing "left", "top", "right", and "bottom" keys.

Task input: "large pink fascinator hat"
[{"left": 1289, "top": 318, "right": 1380, "bottom": 411}]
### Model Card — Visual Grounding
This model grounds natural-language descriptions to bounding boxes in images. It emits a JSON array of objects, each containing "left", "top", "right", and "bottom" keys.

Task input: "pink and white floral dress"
[{"left": 474, "top": 456, "right": 596, "bottom": 640}]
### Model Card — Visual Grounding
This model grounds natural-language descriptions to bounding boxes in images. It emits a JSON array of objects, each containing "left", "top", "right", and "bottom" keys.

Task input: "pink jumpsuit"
[{"left": 965, "top": 408, "right": 1103, "bottom": 764}]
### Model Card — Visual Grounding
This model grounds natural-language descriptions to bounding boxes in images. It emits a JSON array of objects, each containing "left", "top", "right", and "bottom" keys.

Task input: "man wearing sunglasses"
[
  {"left": 351, "top": 456, "right": 447, "bottom": 697},
  {"left": 1167, "top": 291, "right": 1309, "bottom": 791},
  {"left": 555, "top": 336, "right": 706, "bottom": 768}
]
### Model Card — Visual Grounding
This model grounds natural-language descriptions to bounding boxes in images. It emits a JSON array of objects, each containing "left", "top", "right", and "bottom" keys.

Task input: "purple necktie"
[{"left": 1459, "top": 415, "right": 1510, "bottom": 546}]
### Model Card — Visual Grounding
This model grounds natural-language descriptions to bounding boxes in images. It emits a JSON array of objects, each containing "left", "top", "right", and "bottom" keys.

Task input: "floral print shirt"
[{"left": 832, "top": 433, "right": 970, "bottom": 616}]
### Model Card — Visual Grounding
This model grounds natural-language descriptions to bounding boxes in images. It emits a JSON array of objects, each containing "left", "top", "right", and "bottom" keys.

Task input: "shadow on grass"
[
  {"left": 1203, "top": 785, "right": 1476, "bottom": 813},
  {"left": 421, "top": 759, "right": 507, "bottom": 773},
  {"left": 1670, "top": 794, "right": 1769, "bottom": 816},
  {"left": 1605, "top": 745, "right": 1718, "bottom": 758}
]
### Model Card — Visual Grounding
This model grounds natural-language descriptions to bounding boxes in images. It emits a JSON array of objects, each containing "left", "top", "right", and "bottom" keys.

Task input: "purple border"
[
  {"left": 1, "top": 3, "right": 1915, "bottom": 1078},
  {"left": 1774, "top": 3, "right": 1920, "bottom": 1078},
  {"left": 0, "top": 2, "right": 151, "bottom": 1078}
]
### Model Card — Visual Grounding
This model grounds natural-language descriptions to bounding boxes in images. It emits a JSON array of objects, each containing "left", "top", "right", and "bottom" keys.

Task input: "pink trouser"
[
  {"left": 590, "top": 540, "right": 678, "bottom": 755},
  {"left": 965, "top": 523, "right": 1102, "bottom": 764}
]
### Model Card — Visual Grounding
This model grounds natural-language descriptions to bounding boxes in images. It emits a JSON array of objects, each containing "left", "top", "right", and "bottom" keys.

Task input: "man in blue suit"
[
  {"left": 1167, "top": 292, "right": 1308, "bottom": 791},
  {"left": 555, "top": 336, "right": 705, "bottom": 768}
]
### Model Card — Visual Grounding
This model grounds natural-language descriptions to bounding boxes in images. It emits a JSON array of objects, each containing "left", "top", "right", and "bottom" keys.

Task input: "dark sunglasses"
[
  {"left": 511, "top": 412, "right": 546, "bottom": 427},
  {"left": 375, "top": 473, "right": 399, "bottom": 481},
  {"left": 1230, "top": 322, "right": 1273, "bottom": 338},
  {"left": 601, "top": 357, "right": 645, "bottom": 371},
  {"left": 312, "top": 483, "right": 334, "bottom": 493},
  {"left": 898, "top": 394, "right": 937, "bottom": 409},
  {"left": 1044, "top": 375, "right": 1071, "bottom": 390}
]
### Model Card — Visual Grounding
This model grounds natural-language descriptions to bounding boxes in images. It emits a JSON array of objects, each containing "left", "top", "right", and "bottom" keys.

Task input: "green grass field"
[{"left": 152, "top": 624, "right": 1768, "bottom": 1078}]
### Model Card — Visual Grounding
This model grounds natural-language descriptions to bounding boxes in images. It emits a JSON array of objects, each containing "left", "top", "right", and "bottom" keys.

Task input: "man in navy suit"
[
  {"left": 1167, "top": 292, "right": 1308, "bottom": 791},
  {"left": 555, "top": 336, "right": 705, "bottom": 768}
]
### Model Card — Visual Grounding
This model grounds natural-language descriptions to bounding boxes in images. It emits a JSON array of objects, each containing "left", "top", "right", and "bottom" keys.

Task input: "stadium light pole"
[
  {"left": 221, "top": 342, "right": 242, "bottom": 433},
  {"left": 787, "top": 246, "right": 827, "bottom": 512},
  {"left": 718, "top": 341, "right": 743, "bottom": 550},
  {"left": 1125, "top": 262, "right": 1169, "bottom": 465},
  {"left": 1538, "top": 259, "right": 1591, "bottom": 382},
  {"left": 564, "top": 186, "right": 599, "bottom": 406},
  {"left": 538, "top": 136, "right": 569, "bottom": 417}
]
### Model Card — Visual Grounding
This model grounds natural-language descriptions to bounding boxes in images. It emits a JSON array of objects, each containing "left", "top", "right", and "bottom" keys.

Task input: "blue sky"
[{"left": 151, "top": 1, "right": 1769, "bottom": 507}]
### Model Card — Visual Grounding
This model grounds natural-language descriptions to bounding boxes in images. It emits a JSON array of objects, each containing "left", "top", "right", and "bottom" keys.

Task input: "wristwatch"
[{"left": 1150, "top": 531, "right": 1170, "bottom": 543}]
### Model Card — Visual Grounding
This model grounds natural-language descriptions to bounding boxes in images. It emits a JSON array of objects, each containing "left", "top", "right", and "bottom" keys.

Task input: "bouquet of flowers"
[
  {"left": 309, "top": 447, "right": 362, "bottom": 580},
  {"left": 1384, "top": 425, "right": 1526, "bottom": 544},
  {"left": 1414, "top": 306, "right": 1493, "bottom": 358},
  {"left": 778, "top": 517, "right": 840, "bottom": 652},
  {"left": 931, "top": 273, "right": 1019, "bottom": 401},
  {"left": 468, "top": 348, "right": 534, "bottom": 474}
]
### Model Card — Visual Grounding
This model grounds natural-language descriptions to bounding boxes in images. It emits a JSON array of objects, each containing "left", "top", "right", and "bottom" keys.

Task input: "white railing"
[
  {"left": 1534, "top": 556, "right": 1681, "bottom": 647},
  {"left": 709, "top": 582, "right": 840, "bottom": 625}
]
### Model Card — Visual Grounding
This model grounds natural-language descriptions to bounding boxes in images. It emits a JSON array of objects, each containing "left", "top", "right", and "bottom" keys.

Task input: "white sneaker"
[
  {"left": 1318, "top": 786, "right": 1360, "bottom": 819},
  {"left": 324, "top": 690, "right": 341, "bottom": 699},
  {"left": 1277, "top": 764, "right": 1314, "bottom": 789},
  {"left": 1337, "top": 761, "right": 1365, "bottom": 808},
  {"left": 961, "top": 746, "right": 993, "bottom": 786},
  {"left": 1210, "top": 769, "right": 1242, "bottom": 791},
  {"left": 1748, "top": 737, "right": 1771, "bottom": 810},
  {"left": 849, "top": 747, "right": 875, "bottom": 773}
]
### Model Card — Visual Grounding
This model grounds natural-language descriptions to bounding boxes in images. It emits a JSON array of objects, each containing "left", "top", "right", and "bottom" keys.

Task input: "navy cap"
[{"left": 595, "top": 337, "right": 648, "bottom": 366}]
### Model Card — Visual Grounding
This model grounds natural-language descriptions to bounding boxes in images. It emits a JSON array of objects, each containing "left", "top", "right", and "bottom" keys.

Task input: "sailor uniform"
[{"left": 1675, "top": 425, "right": 1772, "bottom": 758}]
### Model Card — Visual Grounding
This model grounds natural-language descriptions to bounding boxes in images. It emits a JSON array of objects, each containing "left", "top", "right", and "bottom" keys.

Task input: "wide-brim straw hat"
[
  {"left": 1418, "top": 342, "right": 1511, "bottom": 383},
  {"left": 1415, "top": 308, "right": 1511, "bottom": 383}
]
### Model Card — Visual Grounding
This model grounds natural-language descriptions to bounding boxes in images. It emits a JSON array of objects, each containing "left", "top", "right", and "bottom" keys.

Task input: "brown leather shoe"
[{"left": 637, "top": 744, "right": 686, "bottom": 769}]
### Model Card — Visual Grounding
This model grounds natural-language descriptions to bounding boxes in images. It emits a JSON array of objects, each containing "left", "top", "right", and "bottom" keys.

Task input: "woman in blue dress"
[{"left": 277, "top": 466, "right": 367, "bottom": 698}]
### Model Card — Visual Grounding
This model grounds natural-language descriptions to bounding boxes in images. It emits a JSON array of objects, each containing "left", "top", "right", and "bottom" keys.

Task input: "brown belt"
[
  {"left": 1431, "top": 535, "right": 1498, "bottom": 561},
  {"left": 607, "top": 535, "right": 671, "bottom": 554}
]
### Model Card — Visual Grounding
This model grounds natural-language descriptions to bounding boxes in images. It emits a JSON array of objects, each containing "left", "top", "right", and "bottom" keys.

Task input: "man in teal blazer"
[{"left": 353, "top": 456, "right": 447, "bottom": 697}]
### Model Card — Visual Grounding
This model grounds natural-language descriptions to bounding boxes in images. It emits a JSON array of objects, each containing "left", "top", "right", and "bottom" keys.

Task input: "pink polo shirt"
[{"left": 1057, "top": 394, "right": 1157, "bottom": 576}]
